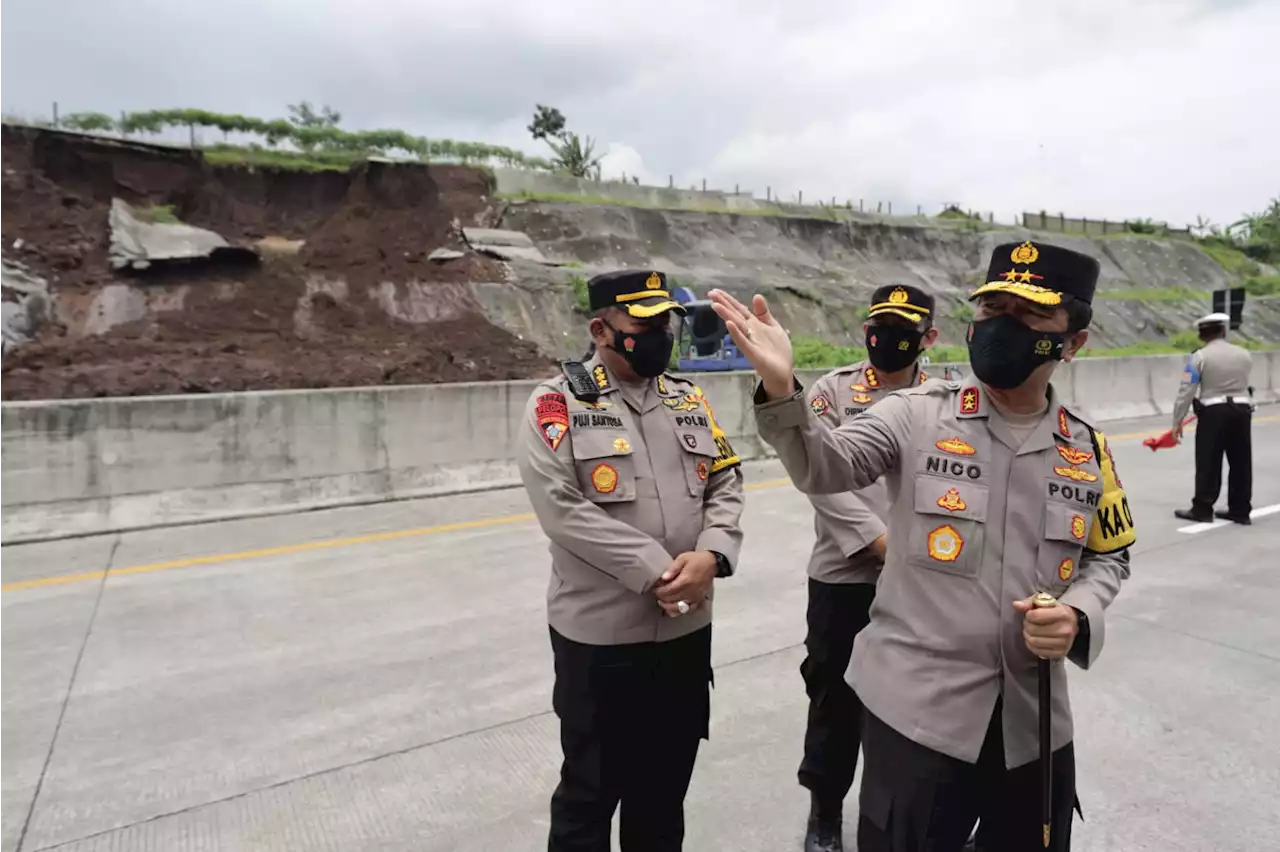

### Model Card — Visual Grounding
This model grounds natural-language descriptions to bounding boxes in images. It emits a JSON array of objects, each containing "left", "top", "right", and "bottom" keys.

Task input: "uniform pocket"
[
  {"left": 905, "top": 475, "right": 989, "bottom": 579},
  {"left": 1038, "top": 502, "right": 1089, "bottom": 594},
  {"left": 675, "top": 428, "right": 718, "bottom": 497},
  {"left": 572, "top": 431, "right": 636, "bottom": 504}
]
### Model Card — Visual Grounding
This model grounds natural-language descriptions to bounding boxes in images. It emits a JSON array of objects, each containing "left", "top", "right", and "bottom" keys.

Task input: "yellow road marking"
[
  {"left": 4, "top": 416, "right": 1276, "bottom": 594},
  {"left": 1, "top": 514, "right": 536, "bottom": 593}
]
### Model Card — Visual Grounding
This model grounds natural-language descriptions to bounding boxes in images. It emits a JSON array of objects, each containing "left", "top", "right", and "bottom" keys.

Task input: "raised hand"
[{"left": 708, "top": 289, "right": 795, "bottom": 399}]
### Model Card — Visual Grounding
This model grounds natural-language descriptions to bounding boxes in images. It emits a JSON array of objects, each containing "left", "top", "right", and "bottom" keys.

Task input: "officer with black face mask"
[
  {"left": 797, "top": 284, "right": 937, "bottom": 852},
  {"left": 712, "top": 240, "right": 1137, "bottom": 852},
  {"left": 518, "top": 269, "right": 745, "bottom": 852}
]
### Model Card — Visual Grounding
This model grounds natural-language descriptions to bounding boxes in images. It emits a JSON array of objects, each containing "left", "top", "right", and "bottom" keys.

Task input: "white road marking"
[{"left": 1177, "top": 503, "right": 1280, "bottom": 534}]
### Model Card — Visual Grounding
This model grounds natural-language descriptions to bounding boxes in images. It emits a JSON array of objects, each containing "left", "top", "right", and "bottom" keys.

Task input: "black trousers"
[
  {"left": 798, "top": 578, "right": 877, "bottom": 806},
  {"left": 856, "top": 704, "right": 1077, "bottom": 852},
  {"left": 547, "top": 625, "right": 712, "bottom": 852},
  {"left": 1192, "top": 401, "right": 1253, "bottom": 518}
]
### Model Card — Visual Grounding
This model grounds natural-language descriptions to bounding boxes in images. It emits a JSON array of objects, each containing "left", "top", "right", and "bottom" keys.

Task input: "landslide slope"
[
  {"left": 0, "top": 124, "right": 554, "bottom": 400},
  {"left": 488, "top": 200, "right": 1280, "bottom": 359}
]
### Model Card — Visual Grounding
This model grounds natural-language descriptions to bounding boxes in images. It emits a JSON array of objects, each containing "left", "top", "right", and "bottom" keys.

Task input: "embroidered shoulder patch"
[
  {"left": 1057, "top": 406, "right": 1071, "bottom": 439},
  {"left": 1053, "top": 465, "right": 1098, "bottom": 483},
  {"left": 811, "top": 393, "right": 831, "bottom": 415},
  {"left": 935, "top": 437, "right": 976, "bottom": 456},
  {"left": 1056, "top": 444, "right": 1094, "bottom": 465},
  {"left": 536, "top": 392, "right": 569, "bottom": 452},
  {"left": 960, "top": 387, "right": 980, "bottom": 415}
]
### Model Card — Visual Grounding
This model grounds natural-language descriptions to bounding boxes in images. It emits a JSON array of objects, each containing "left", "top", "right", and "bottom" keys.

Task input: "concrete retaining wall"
[{"left": 4, "top": 352, "right": 1277, "bottom": 543}]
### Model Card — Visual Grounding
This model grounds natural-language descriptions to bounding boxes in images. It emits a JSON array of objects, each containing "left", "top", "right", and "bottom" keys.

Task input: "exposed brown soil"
[{"left": 1, "top": 124, "right": 554, "bottom": 400}]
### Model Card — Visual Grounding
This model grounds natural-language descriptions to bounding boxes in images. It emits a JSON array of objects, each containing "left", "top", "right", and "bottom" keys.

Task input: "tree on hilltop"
[
  {"left": 528, "top": 104, "right": 603, "bottom": 179},
  {"left": 287, "top": 101, "right": 342, "bottom": 129}
]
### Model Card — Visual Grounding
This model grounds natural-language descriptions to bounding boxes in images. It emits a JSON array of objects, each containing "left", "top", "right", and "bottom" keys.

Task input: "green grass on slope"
[
  {"left": 789, "top": 335, "right": 1276, "bottom": 369},
  {"left": 1095, "top": 287, "right": 1210, "bottom": 301},
  {"left": 203, "top": 144, "right": 364, "bottom": 172}
]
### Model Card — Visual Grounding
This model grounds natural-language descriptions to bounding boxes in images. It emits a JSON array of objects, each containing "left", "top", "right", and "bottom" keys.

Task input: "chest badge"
[
  {"left": 927, "top": 525, "right": 965, "bottom": 562},
  {"left": 852, "top": 392, "right": 873, "bottom": 404},
  {"left": 682, "top": 434, "right": 698, "bottom": 450},
  {"left": 613, "top": 437, "right": 631, "bottom": 453},
  {"left": 811, "top": 393, "right": 831, "bottom": 415},
  {"left": 936, "top": 488, "right": 967, "bottom": 512},
  {"left": 663, "top": 393, "right": 702, "bottom": 412},
  {"left": 1058, "top": 557, "right": 1075, "bottom": 582},
  {"left": 1070, "top": 515, "right": 1086, "bottom": 540},
  {"left": 1054, "top": 465, "right": 1098, "bottom": 483},
  {"left": 696, "top": 460, "right": 709, "bottom": 481},
  {"left": 851, "top": 382, "right": 869, "bottom": 392},
  {"left": 591, "top": 463, "right": 619, "bottom": 494},
  {"left": 935, "top": 437, "right": 977, "bottom": 456},
  {"left": 1056, "top": 444, "right": 1093, "bottom": 465}
]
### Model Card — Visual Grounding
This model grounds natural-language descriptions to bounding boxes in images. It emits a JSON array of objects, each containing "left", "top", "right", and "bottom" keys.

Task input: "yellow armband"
[
  {"left": 694, "top": 384, "right": 741, "bottom": 474},
  {"left": 1087, "top": 431, "right": 1136, "bottom": 553}
]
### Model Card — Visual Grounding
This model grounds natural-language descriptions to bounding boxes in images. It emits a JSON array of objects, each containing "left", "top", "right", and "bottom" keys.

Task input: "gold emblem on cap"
[
  {"left": 645, "top": 272, "right": 662, "bottom": 290},
  {"left": 888, "top": 287, "right": 909, "bottom": 304},
  {"left": 1011, "top": 241, "right": 1040, "bottom": 265}
]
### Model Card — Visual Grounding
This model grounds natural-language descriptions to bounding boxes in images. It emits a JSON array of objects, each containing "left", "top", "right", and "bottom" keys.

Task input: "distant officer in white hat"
[{"left": 1171, "top": 312, "right": 1254, "bottom": 524}]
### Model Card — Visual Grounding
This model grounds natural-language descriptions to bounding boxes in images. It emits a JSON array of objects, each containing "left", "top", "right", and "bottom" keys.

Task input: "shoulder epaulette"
[
  {"left": 656, "top": 372, "right": 693, "bottom": 398},
  {"left": 821, "top": 360, "right": 867, "bottom": 381}
]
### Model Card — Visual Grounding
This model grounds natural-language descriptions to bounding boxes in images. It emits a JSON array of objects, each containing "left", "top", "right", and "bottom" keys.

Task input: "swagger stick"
[{"left": 1032, "top": 591, "right": 1058, "bottom": 848}]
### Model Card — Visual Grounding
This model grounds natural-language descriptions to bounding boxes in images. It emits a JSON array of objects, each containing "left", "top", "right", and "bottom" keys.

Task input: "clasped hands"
[{"left": 654, "top": 551, "right": 718, "bottom": 617}]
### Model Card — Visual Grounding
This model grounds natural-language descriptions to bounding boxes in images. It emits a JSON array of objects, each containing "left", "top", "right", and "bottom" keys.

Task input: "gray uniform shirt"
[
  {"left": 1173, "top": 338, "right": 1254, "bottom": 427},
  {"left": 518, "top": 354, "right": 745, "bottom": 646},
  {"left": 805, "top": 362, "right": 929, "bottom": 585},
  {"left": 755, "top": 376, "right": 1136, "bottom": 768}
]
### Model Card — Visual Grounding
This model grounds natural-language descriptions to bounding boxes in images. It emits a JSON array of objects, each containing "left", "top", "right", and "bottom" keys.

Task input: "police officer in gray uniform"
[
  {"left": 710, "top": 240, "right": 1136, "bottom": 851},
  {"left": 518, "top": 269, "right": 745, "bottom": 852},
  {"left": 1172, "top": 311, "right": 1255, "bottom": 525},
  {"left": 799, "top": 284, "right": 938, "bottom": 852}
]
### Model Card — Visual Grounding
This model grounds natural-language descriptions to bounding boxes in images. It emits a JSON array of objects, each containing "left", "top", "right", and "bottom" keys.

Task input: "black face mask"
[
  {"left": 866, "top": 324, "right": 925, "bottom": 373},
  {"left": 966, "top": 314, "right": 1066, "bottom": 389},
  {"left": 605, "top": 320, "right": 674, "bottom": 378}
]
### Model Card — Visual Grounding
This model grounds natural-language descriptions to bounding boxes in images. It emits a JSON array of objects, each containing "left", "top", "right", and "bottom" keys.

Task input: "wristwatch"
[{"left": 711, "top": 551, "right": 733, "bottom": 578}]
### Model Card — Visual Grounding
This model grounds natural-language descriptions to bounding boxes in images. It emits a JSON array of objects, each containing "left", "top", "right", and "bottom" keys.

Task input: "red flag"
[{"left": 1144, "top": 416, "right": 1196, "bottom": 451}]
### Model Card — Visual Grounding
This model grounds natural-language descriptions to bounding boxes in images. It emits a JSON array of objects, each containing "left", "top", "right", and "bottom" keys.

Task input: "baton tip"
[{"left": 1043, "top": 824, "right": 1051, "bottom": 847}]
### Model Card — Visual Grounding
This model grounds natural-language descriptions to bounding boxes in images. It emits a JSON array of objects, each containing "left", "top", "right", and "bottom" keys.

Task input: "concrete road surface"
[{"left": 4, "top": 409, "right": 1279, "bottom": 852}]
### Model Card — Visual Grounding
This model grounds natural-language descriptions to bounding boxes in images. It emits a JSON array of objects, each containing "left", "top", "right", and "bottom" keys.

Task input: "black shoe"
[
  {"left": 804, "top": 818, "right": 843, "bottom": 852},
  {"left": 804, "top": 793, "right": 843, "bottom": 852},
  {"left": 1174, "top": 508, "right": 1213, "bottom": 523},
  {"left": 1215, "top": 509, "right": 1252, "bottom": 525}
]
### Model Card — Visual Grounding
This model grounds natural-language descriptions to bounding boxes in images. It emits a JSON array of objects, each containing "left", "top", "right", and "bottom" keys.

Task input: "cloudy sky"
[{"left": 3, "top": 0, "right": 1277, "bottom": 227}]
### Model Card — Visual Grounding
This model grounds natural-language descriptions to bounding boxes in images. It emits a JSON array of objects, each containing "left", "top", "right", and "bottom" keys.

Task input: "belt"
[{"left": 1199, "top": 395, "right": 1251, "bottom": 406}]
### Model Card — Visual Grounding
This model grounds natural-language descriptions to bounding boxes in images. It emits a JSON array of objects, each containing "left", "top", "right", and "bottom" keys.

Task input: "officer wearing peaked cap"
[
  {"left": 798, "top": 283, "right": 939, "bottom": 852},
  {"left": 1171, "top": 311, "right": 1255, "bottom": 525},
  {"left": 518, "top": 269, "right": 745, "bottom": 852},
  {"left": 711, "top": 240, "right": 1136, "bottom": 851}
]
